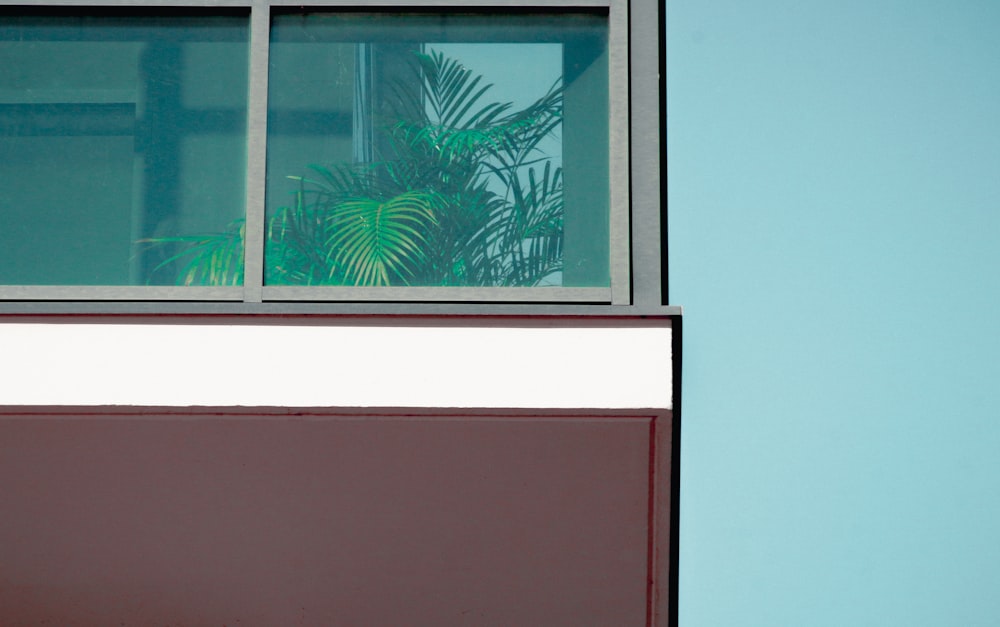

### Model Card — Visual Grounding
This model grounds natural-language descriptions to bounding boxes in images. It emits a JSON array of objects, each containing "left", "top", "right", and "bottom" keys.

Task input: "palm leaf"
[
  {"left": 324, "top": 191, "right": 441, "bottom": 286},
  {"left": 266, "top": 186, "right": 335, "bottom": 285},
  {"left": 485, "top": 161, "right": 565, "bottom": 286},
  {"left": 139, "top": 219, "right": 245, "bottom": 286}
]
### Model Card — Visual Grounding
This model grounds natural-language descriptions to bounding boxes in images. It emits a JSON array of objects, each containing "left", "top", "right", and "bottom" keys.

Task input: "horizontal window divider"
[
  {"left": 260, "top": 286, "right": 613, "bottom": 303},
  {"left": 0, "top": 0, "right": 612, "bottom": 6},
  {"left": 265, "top": 0, "right": 612, "bottom": 7},
  {"left": 0, "top": 302, "right": 681, "bottom": 316},
  {"left": 0, "top": 0, "right": 253, "bottom": 6},
  {"left": 0, "top": 286, "right": 244, "bottom": 301},
  {"left": 0, "top": 88, "right": 136, "bottom": 105}
]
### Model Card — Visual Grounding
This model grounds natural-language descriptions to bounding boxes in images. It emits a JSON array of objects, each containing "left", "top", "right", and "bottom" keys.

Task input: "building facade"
[{"left": 0, "top": 0, "right": 678, "bottom": 623}]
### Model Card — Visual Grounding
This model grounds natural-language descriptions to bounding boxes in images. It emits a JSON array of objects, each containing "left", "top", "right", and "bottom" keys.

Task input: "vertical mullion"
[
  {"left": 609, "top": 0, "right": 631, "bottom": 305},
  {"left": 629, "top": 0, "right": 662, "bottom": 309},
  {"left": 242, "top": 0, "right": 270, "bottom": 303}
]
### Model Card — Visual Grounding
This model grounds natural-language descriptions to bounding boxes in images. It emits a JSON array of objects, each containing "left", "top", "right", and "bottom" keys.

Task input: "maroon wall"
[{"left": 0, "top": 408, "right": 674, "bottom": 626}]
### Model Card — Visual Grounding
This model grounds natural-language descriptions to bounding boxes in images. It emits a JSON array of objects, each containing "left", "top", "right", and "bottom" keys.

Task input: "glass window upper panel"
[
  {"left": 266, "top": 12, "right": 609, "bottom": 288},
  {"left": 0, "top": 10, "right": 248, "bottom": 286}
]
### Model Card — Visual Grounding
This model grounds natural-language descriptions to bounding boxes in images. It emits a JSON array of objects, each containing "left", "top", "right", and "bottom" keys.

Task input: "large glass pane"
[
  {"left": 266, "top": 12, "right": 608, "bottom": 288},
  {"left": 0, "top": 10, "right": 248, "bottom": 286}
]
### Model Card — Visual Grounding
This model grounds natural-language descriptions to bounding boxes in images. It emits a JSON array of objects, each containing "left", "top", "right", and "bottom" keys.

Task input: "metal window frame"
[{"left": 0, "top": 0, "right": 671, "bottom": 316}]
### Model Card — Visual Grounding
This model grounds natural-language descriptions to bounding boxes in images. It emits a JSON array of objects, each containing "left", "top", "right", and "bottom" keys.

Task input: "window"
[
  {"left": 0, "top": 0, "right": 649, "bottom": 309},
  {"left": 0, "top": 8, "right": 248, "bottom": 296}
]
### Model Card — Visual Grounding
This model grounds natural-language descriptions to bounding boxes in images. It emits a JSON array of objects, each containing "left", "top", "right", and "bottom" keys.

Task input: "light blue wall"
[{"left": 667, "top": 1, "right": 1000, "bottom": 625}]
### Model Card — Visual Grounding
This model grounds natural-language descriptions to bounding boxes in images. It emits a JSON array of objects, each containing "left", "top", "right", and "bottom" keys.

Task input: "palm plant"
[
  {"left": 150, "top": 48, "right": 565, "bottom": 288},
  {"left": 140, "top": 219, "right": 245, "bottom": 286}
]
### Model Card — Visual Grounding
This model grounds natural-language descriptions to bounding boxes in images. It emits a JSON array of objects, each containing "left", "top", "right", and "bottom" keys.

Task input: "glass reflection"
[
  {"left": 266, "top": 12, "right": 609, "bottom": 288},
  {"left": 0, "top": 11, "right": 248, "bottom": 286}
]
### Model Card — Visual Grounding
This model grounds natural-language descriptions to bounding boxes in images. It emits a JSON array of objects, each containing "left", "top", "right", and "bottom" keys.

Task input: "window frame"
[{"left": 0, "top": 0, "right": 669, "bottom": 315}]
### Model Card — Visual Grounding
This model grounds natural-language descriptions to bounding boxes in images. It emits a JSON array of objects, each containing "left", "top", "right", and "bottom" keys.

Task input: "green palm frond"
[
  {"left": 266, "top": 184, "right": 335, "bottom": 286},
  {"left": 325, "top": 191, "right": 441, "bottom": 286},
  {"left": 487, "top": 161, "right": 565, "bottom": 286},
  {"left": 415, "top": 50, "right": 512, "bottom": 130},
  {"left": 139, "top": 219, "right": 244, "bottom": 286}
]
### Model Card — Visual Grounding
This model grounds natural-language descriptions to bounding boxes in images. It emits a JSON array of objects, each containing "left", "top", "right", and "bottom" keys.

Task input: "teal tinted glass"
[
  {"left": 0, "top": 10, "right": 248, "bottom": 286},
  {"left": 266, "top": 12, "right": 609, "bottom": 288}
]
